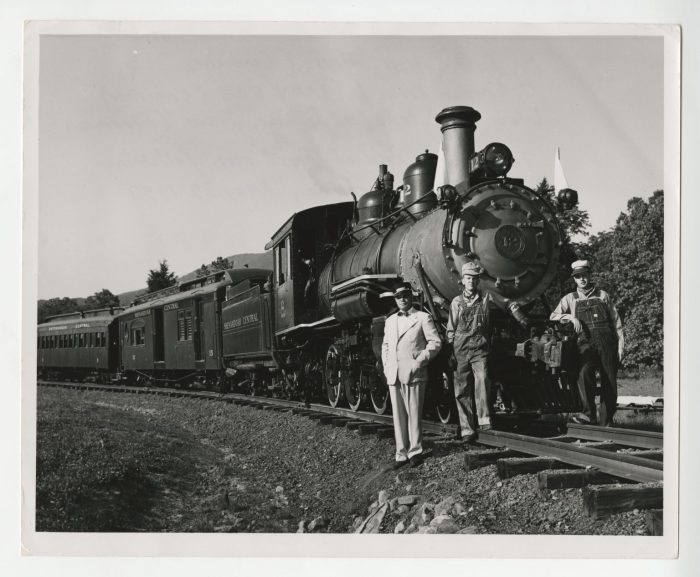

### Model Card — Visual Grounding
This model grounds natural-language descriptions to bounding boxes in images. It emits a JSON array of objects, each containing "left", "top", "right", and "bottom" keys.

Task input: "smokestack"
[{"left": 435, "top": 106, "right": 481, "bottom": 186}]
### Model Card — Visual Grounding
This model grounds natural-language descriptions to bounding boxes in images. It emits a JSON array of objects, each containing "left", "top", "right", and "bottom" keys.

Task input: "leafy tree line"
[
  {"left": 535, "top": 178, "right": 664, "bottom": 371},
  {"left": 38, "top": 260, "right": 180, "bottom": 323},
  {"left": 38, "top": 289, "right": 121, "bottom": 324}
]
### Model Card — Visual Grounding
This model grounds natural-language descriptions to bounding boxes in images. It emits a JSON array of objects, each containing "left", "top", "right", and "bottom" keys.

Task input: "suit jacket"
[{"left": 381, "top": 308, "right": 442, "bottom": 386}]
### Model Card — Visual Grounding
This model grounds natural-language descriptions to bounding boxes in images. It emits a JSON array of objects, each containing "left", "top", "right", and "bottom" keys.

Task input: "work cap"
[
  {"left": 571, "top": 260, "right": 591, "bottom": 276},
  {"left": 461, "top": 262, "right": 483, "bottom": 277}
]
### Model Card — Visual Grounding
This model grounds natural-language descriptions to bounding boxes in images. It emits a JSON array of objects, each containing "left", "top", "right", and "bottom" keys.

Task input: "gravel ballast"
[{"left": 36, "top": 387, "right": 653, "bottom": 535}]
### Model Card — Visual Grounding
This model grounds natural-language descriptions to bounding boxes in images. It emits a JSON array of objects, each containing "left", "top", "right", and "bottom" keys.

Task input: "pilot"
[
  {"left": 550, "top": 260, "right": 624, "bottom": 426},
  {"left": 447, "top": 262, "right": 528, "bottom": 443}
]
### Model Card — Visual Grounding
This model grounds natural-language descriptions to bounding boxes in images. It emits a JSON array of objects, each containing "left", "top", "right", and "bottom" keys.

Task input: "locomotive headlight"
[
  {"left": 557, "top": 188, "right": 579, "bottom": 210},
  {"left": 469, "top": 142, "right": 514, "bottom": 178}
]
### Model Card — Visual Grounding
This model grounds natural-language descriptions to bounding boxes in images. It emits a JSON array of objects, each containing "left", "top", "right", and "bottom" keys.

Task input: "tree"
[
  {"left": 84, "top": 289, "right": 120, "bottom": 311},
  {"left": 532, "top": 178, "right": 592, "bottom": 311},
  {"left": 196, "top": 256, "right": 232, "bottom": 278},
  {"left": 583, "top": 191, "right": 664, "bottom": 369},
  {"left": 146, "top": 260, "right": 178, "bottom": 292},
  {"left": 210, "top": 256, "right": 232, "bottom": 272},
  {"left": 38, "top": 297, "right": 81, "bottom": 324},
  {"left": 535, "top": 178, "right": 591, "bottom": 242}
]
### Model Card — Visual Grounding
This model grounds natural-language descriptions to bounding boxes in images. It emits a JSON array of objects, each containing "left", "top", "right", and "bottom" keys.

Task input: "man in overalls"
[
  {"left": 550, "top": 260, "right": 625, "bottom": 426},
  {"left": 447, "top": 262, "right": 528, "bottom": 442}
]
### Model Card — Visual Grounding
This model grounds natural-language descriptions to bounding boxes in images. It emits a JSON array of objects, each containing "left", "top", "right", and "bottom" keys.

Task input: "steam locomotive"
[{"left": 37, "top": 105, "right": 583, "bottom": 422}]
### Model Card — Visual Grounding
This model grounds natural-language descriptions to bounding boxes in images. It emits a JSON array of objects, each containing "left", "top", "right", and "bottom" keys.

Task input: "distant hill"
[
  {"left": 176, "top": 252, "right": 273, "bottom": 285},
  {"left": 39, "top": 251, "right": 273, "bottom": 308}
]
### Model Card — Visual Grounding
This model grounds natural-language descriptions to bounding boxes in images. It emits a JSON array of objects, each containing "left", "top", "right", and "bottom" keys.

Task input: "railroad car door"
[
  {"left": 108, "top": 321, "right": 120, "bottom": 372},
  {"left": 202, "top": 295, "right": 219, "bottom": 370},
  {"left": 194, "top": 299, "right": 205, "bottom": 364},
  {"left": 153, "top": 308, "right": 165, "bottom": 363},
  {"left": 274, "top": 234, "right": 294, "bottom": 332}
]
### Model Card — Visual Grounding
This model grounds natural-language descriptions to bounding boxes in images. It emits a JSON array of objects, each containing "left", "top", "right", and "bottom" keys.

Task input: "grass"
[
  {"left": 617, "top": 376, "right": 663, "bottom": 398},
  {"left": 36, "top": 390, "right": 221, "bottom": 531}
]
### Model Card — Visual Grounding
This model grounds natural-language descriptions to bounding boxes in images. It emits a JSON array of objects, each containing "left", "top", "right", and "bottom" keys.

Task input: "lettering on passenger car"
[{"left": 223, "top": 312, "right": 259, "bottom": 330}]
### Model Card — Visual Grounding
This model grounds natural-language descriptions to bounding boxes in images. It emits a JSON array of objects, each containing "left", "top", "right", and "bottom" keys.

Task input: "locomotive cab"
[{"left": 265, "top": 202, "right": 354, "bottom": 333}]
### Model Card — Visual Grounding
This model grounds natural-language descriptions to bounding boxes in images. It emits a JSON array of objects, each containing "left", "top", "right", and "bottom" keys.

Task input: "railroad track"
[
  {"left": 466, "top": 424, "right": 663, "bottom": 533},
  {"left": 37, "top": 380, "right": 455, "bottom": 437}
]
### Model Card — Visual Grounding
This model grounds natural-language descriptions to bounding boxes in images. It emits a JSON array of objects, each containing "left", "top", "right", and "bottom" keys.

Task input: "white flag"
[
  {"left": 433, "top": 138, "right": 448, "bottom": 194},
  {"left": 554, "top": 147, "right": 569, "bottom": 191}
]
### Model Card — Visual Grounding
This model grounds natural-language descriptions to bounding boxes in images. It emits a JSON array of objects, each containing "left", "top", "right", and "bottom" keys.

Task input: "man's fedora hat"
[
  {"left": 461, "top": 262, "right": 484, "bottom": 277},
  {"left": 571, "top": 260, "right": 591, "bottom": 276},
  {"left": 380, "top": 281, "right": 415, "bottom": 298}
]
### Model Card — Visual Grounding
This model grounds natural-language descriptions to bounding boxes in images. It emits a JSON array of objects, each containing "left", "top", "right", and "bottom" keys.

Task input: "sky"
[{"left": 37, "top": 33, "right": 664, "bottom": 299}]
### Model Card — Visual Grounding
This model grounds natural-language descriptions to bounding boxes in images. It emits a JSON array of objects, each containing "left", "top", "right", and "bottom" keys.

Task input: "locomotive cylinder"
[{"left": 435, "top": 106, "right": 482, "bottom": 186}]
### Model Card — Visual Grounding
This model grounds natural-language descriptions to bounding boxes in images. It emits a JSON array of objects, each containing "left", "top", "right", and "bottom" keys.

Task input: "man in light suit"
[{"left": 381, "top": 282, "right": 442, "bottom": 468}]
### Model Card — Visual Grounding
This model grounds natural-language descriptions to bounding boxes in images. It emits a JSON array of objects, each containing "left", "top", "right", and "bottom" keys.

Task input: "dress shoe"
[
  {"left": 463, "top": 433, "right": 478, "bottom": 444},
  {"left": 409, "top": 454, "right": 424, "bottom": 468},
  {"left": 392, "top": 459, "right": 409, "bottom": 470},
  {"left": 570, "top": 414, "right": 592, "bottom": 425},
  {"left": 479, "top": 424, "right": 493, "bottom": 432}
]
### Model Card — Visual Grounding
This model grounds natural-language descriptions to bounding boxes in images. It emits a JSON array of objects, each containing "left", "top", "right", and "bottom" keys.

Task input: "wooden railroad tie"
[
  {"left": 357, "top": 423, "right": 384, "bottom": 435},
  {"left": 582, "top": 483, "right": 663, "bottom": 519},
  {"left": 344, "top": 420, "right": 368, "bottom": 431},
  {"left": 315, "top": 415, "right": 337, "bottom": 425},
  {"left": 629, "top": 450, "right": 663, "bottom": 462},
  {"left": 291, "top": 407, "right": 316, "bottom": 415},
  {"left": 645, "top": 509, "right": 663, "bottom": 536},
  {"left": 331, "top": 418, "right": 351, "bottom": 427},
  {"left": 496, "top": 457, "right": 574, "bottom": 479},
  {"left": 538, "top": 469, "right": 630, "bottom": 490},
  {"left": 262, "top": 405, "right": 289, "bottom": 413},
  {"left": 305, "top": 412, "right": 329, "bottom": 421},
  {"left": 463, "top": 449, "right": 526, "bottom": 472},
  {"left": 376, "top": 427, "right": 395, "bottom": 439}
]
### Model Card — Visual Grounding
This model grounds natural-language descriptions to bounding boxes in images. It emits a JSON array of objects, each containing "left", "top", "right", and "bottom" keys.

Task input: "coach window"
[
  {"left": 178, "top": 310, "right": 185, "bottom": 340},
  {"left": 185, "top": 309, "right": 193, "bottom": 340},
  {"left": 130, "top": 320, "right": 145, "bottom": 346},
  {"left": 178, "top": 309, "right": 193, "bottom": 341}
]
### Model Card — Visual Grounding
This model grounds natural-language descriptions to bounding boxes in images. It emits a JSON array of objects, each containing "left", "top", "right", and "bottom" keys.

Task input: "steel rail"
[
  {"left": 477, "top": 430, "right": 663, "bottom": 483},
  {"left": 566, "top": 423, "right": 663, "bottom": 450},
  {"left": 38, "top": 381, "right": 452, "bottom": 435},
  {"left": 222, "top": 393, "right": 451, "bottom": 435}
]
